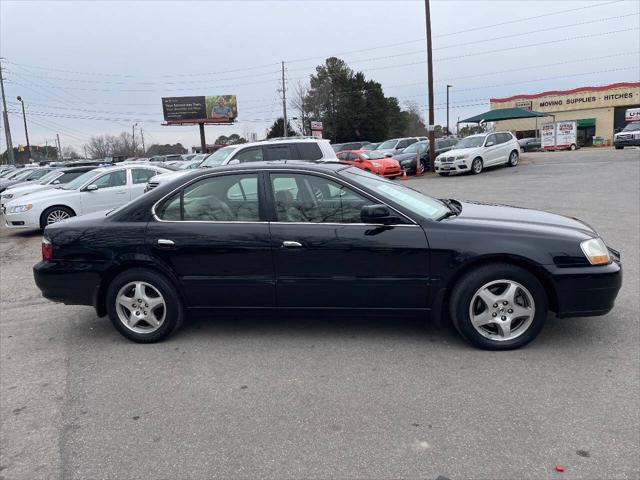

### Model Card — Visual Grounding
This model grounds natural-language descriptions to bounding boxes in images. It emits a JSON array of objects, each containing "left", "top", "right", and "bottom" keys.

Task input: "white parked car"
[
  {"left": 145, "top": 138, "right": 337, "bottom": 192},
  {"left": 0, "top": 166, "right": 97, "bottom": 210},
  {"left": 434, "top": 132, "right": 520, "bottom": 176},
  {"left": 3, "top": 164, "right": 171, "bottom": 230}
]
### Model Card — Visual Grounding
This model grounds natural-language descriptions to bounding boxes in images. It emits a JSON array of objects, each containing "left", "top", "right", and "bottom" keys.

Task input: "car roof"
[
  {"left": 60, "top": 166, "right": 98, "bottom": 173},
  {"left": 175, "top": 160, "right": 347, "bottom": 182}
]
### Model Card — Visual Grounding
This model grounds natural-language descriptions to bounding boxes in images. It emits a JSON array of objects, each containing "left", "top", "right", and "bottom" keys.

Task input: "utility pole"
[
  {"left": 56, "top": 133, "right": 62, "bottom": 160},
  {"left": 140, "top": 128, "right": 145, "bottom": 153},
  {"left": 446, "top": 85, "right": 452, "bottom": 136},
  {"left": 281, "top": 61, "right": 288, "bottom": 137},
  {"left": 0, "top": 61, "right": 15, "bottom": 164},
  {"left": 132, "top": 123, "right": 137, "bottom": 156},
  {"left": 16, "top": 96, "right": 30, "bottom": 156},
  {"left": 424, "top": 0, "right": 436, "bottom": 172}
]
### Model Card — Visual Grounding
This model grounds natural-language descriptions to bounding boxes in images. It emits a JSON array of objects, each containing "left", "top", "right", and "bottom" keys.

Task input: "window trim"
[
  {"left": 153, "top": 171, "right": 267, "bottom": 224},
  {"left": 151, "top": 168, "right": 418, "bottom": 226}
]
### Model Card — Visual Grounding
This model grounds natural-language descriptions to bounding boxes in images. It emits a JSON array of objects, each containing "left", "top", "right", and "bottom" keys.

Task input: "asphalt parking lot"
[{"left": 1, "top": 148, "right": 638, "bottom": 480}]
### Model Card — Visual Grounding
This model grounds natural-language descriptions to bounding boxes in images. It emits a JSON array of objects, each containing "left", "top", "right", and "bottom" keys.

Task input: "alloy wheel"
[
  {"left": 115, "top": 281, "right": 166, "bottom": 334},
  {"left": 472, "top": 159, "right": 482, "bottom": 174},
  {"left": 468, "top": 279, "right": 535, "bottom": 341},
  {"left": 46, "top": 209, "right": 71, "bottom": 225},
  {"left": 509, "top": 151, "right": 518, "bottom": 166}
]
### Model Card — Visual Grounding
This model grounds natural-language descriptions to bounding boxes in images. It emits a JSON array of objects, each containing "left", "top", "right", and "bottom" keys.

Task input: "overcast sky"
[{"left": 1, "top": 0, "right": 639, "bottom": 153}]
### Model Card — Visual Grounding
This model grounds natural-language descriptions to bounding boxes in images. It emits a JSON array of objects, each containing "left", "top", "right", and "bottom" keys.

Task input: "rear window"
[{"left": 296, "top": 143, "right": 323, "bottom": 161}]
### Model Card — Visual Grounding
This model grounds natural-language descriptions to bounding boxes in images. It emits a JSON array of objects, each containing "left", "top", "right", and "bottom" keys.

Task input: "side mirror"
[
  {"left": 485, "top": 141, "right": 495, "bottom": 147},
  {"left": 385, "top": 153, "right": 393, "bottom": 158},
  {"left": 84, "top": 184, "right": 98, "bottom": 192},
  {"left": 228, "top": 159, "right": 240, "bottom": 165},
  {"left": 52, "top": 180, "right": 61, "bottom": 185},
  {"left": 360, "top": 204, "right": 401, "bottom": 225}
]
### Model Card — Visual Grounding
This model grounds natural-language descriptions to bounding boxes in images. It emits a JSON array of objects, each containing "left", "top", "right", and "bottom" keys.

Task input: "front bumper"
[
  {"left": 3, "top": 209, "right": 39, "bottom": 228},
  {"left": 614, "top": 138, "right": 640, "bottom": 147},
  {"left": 549, "top": 259, "right": 622, "bottom": 318},
  {"left": 435, "top": 160, "right": 469, "bottom": 174}
]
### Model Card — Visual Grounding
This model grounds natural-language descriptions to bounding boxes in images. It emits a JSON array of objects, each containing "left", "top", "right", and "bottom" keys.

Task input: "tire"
[
  {"left": 507, "top": 150, "right": 519, "bottom": 167},
  {"left": 449, "top": 263, "right": 548, "bottom": 350},
  {"left": 471, "top": 157, "right": 483, "bottom": 175},
  {"left": 615, "top": 145, "right": 623, "bottom": 150},
  {"left": 570, "top": 144, "right": 577, "bottom": 151},
  {"left": 106, "top": 268, "right": 184, "bottom": 343},
  {"left": 40, "top": 206, "right": 75, "bottom": 230}
]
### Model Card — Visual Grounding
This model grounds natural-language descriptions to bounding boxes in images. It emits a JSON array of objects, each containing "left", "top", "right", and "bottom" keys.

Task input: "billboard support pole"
[{"left": 199, "top": 123, "right": 206, "bottom": 153}]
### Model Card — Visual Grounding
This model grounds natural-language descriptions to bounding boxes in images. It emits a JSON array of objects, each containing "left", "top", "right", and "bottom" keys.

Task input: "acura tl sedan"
[{"left": 33, "top": 162, "right": 622, "bottom": 350}]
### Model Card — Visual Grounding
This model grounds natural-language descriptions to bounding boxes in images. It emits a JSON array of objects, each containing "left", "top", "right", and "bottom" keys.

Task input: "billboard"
[
  {"left": 162, "top": 95, "right": 237, "bottom": 124},
  {"left": 626, "top": 107, "right": 640, "bottom": 121}
]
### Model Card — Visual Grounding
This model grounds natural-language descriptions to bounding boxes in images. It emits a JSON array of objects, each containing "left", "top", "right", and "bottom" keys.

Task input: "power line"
[{"left": 284, "top": 0, "right": 625, "bottom": 64}]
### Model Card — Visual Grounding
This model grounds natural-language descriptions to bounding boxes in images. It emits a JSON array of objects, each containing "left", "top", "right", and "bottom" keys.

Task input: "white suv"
[
  {"left": 145, "top": 138, "right": 337, "bottom": 191},
  {"left": 434, "top": 132, "right": 520, "bottom": 176}
]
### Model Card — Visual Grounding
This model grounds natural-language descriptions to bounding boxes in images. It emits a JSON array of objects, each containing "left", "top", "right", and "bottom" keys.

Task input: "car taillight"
[{"left": 42, "top": 237, "right": 53, "bottom": 261}]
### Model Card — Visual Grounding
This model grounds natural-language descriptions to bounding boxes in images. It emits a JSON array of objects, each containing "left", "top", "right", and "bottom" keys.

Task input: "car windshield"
[
  {"left": 455, "top": 136, "right": 486, "bottom": 148},
  {"left": 622, "top": 122, "right": 640, "bottom": 131},
  {"left": 1, "top": 169, "right": 18, "bottom": 178},
  {"left": 37, "top": 170, "right": 62, "bottom": 184},
  {"left": 12, "top": 169, "right": 36, "bottom": 180},
  {"left": 377, "top": 140, "right": 397, "bottom": 150},
  {"left": 59, "top": 170, "right": 100, "bottom": 190},
  {"left": 200, "top": 146, "right": 235, "bottom": 167},
  {"left": 403, "top": 141, "right": 427, "bottom": 154},
  {"left": 342, "top": 167, "right": 449, "bottom": 220}
]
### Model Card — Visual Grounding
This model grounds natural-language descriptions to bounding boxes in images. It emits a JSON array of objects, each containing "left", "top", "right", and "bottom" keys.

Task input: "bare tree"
[
  {"left": 290, "top": 80, "right": 311, "bottom": 136},
  {"left": 62, "top": 146, "right": 80, "bottom": 159}
]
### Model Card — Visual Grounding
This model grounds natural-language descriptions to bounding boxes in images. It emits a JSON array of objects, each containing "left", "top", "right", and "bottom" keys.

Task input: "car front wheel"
[
  {"left": 471, "top": 158, "right": 483, "bottom": 174},
  {"left": 106, "top": 268, "right": 184, "bottom": 343},
  {"left": 507, "top": 150, "right": 519, "bottom": 167},
  {"left": 449, "top": 263, "right": 548, "bottom": 350},
  {"left": 40, "top": 206, "right": 75, "bottom": 229}
]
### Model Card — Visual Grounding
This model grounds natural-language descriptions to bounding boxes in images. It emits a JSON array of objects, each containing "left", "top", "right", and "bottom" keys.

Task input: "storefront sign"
[
  {"left": 626, "top": 107, "right": 640, "bottom": 121},
  {"left": 515, "top": 100, "right": 532, "bottom": 111}
]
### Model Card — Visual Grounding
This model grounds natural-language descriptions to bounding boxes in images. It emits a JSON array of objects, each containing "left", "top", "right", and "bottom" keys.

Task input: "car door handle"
[
  {"left": 282, "top": 240, "right": 302, "bottom": 248},
  {"left": 157, "top": 239, "right": 175, "bottom": 246}
]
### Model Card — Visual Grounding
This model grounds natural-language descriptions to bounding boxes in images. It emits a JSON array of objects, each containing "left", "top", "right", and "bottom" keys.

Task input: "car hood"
[
  {"left": 3, "top": 183, "right": 51, "bottom": 196},
  {"left": 367, "top": 157, "right": 399, "bottom": 166},
  {"left": 394, "top": 152, "right": 421, "bottom": 162},
  {"left": 0, "top": 179, "right": 24, "bottom": 189},
  {"left": 438, "top": 147, "right": 481, "bottom": 158},
  {"left": 449, "top": 200, "right": 597, "bottom": 238},
  {"left": 5, "top": 186, "right": 77, "bottom": 206}
]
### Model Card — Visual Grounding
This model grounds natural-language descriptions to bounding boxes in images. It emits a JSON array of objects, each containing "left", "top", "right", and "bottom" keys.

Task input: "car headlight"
[
  {"left": 2, "top": 193, "right": 13, "bottom": 199},
  {"left": 455, "top": 155, "right": 468, "bottom": 160},
  {"left": 9, "top": 203, "right": 32, "bottom": 214},
  {"left": 580, "top": 237, "right": 611, "bottom": 265},
  {"left": 371, "top": 162, "right": 382, "bottom": 169}
]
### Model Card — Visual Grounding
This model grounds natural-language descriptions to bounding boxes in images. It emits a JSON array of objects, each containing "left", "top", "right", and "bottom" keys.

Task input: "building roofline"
[{"left": 490, "top": 82, "right": 640, "bottom": 103}]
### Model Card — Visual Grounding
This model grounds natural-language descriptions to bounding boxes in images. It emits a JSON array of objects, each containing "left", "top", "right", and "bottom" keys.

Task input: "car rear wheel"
[
  {"left": 570, "top": 144, "right": 577, "bottom": 151},
  {"left": 40, "top": 206, "right": 75, "bottom": 229},
  {"left": 471, "top": 158, "right": 483, "bottom": 174},
  {"left": 106, "top": 268, "right": 184, "bottom": 343},
  {"left": 507, "top": 150, "right": 519, "bottom": 167},
  {"left": 449, "top": 263, "right": 547, "bottom": 350}
]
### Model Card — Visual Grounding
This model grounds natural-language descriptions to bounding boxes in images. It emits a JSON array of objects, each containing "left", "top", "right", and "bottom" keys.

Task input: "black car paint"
[{"left": 34, "top": 162, "right": 622, "bottom": 322}]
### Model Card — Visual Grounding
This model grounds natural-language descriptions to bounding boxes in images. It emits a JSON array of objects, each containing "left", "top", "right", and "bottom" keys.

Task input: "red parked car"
[{"left": 336, "top": 150, "right": 402, "bottom": 178}]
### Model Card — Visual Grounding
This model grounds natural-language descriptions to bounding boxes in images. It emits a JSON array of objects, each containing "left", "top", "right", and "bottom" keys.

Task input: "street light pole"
[
  {"left": 424, "top": 0, "right": 436, "bottom": 172},
  {"left": 446, "top": 84, "right": 452, "bottom": 136},
  {"left": 16, "top": 96, "right": 30, "bottom": 157}
]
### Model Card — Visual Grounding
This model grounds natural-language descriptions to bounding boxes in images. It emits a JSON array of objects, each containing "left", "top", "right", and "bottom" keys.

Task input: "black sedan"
[
  {"left": 33, "top": 162, "right": 622, "bottom": 350},
  {"left": 393, "top": 138, "right": 457, "bottom": 174}
]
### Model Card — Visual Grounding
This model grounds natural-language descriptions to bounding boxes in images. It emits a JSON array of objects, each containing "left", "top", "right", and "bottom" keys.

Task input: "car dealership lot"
[{"left": 1, "top": 149, "right": 638, "bottom": 479}]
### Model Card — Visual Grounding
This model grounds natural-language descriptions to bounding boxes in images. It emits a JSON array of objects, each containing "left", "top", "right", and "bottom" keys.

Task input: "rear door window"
[
  {"left": 264, "top": 145, "right": 294, "bottom": 161},
  {"left": 295, "top": 143, "right": 323, "bottom": 160}
]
